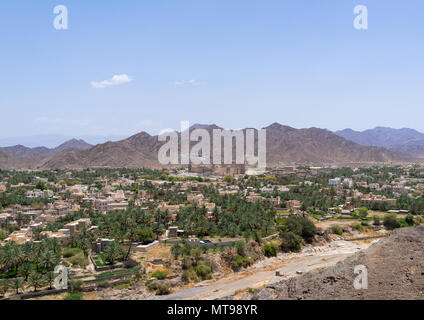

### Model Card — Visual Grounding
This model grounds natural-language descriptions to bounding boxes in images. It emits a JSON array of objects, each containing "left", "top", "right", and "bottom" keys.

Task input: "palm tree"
[
  {"left": 45, "top": 238, "right": 61, "bottom": 255},
  {"left": 10, "top": 277, "right": 24, "bottom": 295},
  {"left": 31, "top": 242, "right": 46, "bottom": 270},
  {"left": 40, "top": 251, "right": 60, "bottom": 272},
  {"left": 77, "top": 237, "right": 91, "bottom": 258},
  {"left": 28, "top": 272, "right": 44, "bottom": 292},
  {"left": 18, "top": 262, "right": 33, "bottom": 281},
  {"left": 0, "top": 242, "right": 25, "bottom": 273},
  {"left": 44, "top": 271, "right": 55, "bottom": 290}
]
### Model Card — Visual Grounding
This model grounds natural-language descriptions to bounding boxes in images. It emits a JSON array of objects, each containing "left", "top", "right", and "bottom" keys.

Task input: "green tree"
[
  {"left": 44, "top": 271, "right": 55, "bottom": 290},
  {"left": 18, "top": 262, "right": 33, "bottom": 281},
  {"left": 28, "top": 272, "right": 44, "bottom": 292},
  {"left": 136, "top": 227, "right": 156, "bottom": 245},
  {"left": 35, "top": 181, "right": 47, "bottom": 191},
  {"left": 383, "top": 214, "right": 400, "bottom": 230},
  {"left": 10, "top": 277, "right": 24, "bottom": 295},
  {"left": 405, "top": 213, "right": 415, "bottom": 226},
  {"left": 104, "top": 241, "right": 126, "bottom": 265},
  {"left": 40, "top": 251, "right": 60, "bottom": 272},
  {"left": 373, "top": 216, "right": 381, "bottom": 226},
  {"left": 264, "top": 242, "right": 278, "bottom": 257},
  {"left": 358, "top": 207, "right": 369, "bottom": 220},
  {"left": 280, "top": 231, "right": 304, "bottom": 252},
  {"left": 77, "top": 237, "right": 91, "bottom": 258}
]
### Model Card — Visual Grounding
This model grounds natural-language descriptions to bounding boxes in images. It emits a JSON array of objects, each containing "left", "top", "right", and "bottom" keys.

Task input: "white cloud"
[
  {"left": 91, "top": 74, "right": 133, "bottom": 89},
  {"left": 174, "top": 79, "right": 200, "bottom": 86}
]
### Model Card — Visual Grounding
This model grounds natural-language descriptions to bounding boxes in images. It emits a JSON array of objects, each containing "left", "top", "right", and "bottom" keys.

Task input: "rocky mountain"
[
  {"left": 0, "top": 139, "right": 92, "bottom": 159},
  {"left": 41, "top": 133, "right": 162, "bottom": 169},
  {"left": 0, "top": 139, "right": 93, "bottom": 169},
  {"left": 335, "top": 127, "right": 424, "bottom": 158},
  {"left": 39, "top": 123, "right": 409, "bottom": 170},
  {"left": 248, "top": 226, "right": 424, "bottom": 300},
  {"left": 265, "top": 124, "right": 407, "bottom": 166}
]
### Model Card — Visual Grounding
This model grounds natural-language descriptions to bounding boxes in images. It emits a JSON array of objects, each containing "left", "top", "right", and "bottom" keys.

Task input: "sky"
[{"left": 1, "top": 0, "right": 424, "bottom": 146}]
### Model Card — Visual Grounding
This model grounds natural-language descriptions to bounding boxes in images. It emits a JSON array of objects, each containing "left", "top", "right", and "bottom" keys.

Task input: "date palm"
[
  {"left": 40, "top": 251, "right": 60, "bottom": 272},
  {"left": 44, "top": 271, "right": 55, "bottom": 290},
  {"left": 0, "top": 242, "right": 25, "bottom": 272},
  {"left": 45, "top": 238, "right": 61, "bottom": 255},
  {"left": 28, "top": 272, "right": 44, "bottom": 292},
  {"left": 10, "top": 277, "right": 24, "bottom": 295},
  {"left": 77, "top": 237, "right": 92, "bottom": 258},
  {"left": 18, "top": 262, "right": 33, "bottom": 281}
]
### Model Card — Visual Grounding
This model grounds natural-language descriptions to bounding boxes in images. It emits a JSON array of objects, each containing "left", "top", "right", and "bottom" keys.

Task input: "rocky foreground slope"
[{"left": 248, "top": 226, "right": 424, "bottom": 300}]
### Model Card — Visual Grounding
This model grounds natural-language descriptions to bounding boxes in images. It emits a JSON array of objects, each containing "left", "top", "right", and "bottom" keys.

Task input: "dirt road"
[{"left": 150, "top": 240, "right": 374, "bottom": 300}]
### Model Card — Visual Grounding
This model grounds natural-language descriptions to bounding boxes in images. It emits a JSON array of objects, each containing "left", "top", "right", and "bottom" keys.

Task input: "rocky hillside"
[{"left": 249, "top": 226, "right": 424, "bottom": 300}]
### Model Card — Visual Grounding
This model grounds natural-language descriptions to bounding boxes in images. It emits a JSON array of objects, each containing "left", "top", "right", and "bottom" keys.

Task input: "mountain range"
[
  {"left": 0, "top": 123, "right": 414, "bottom": 170},
  {"left": 0, "top": 139, "right": 93, "bottom": 170},
  {"left": 335, "top": 127, "right": 424, "bottom": 158}
]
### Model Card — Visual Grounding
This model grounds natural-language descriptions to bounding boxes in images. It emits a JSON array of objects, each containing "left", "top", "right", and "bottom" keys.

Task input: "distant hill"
[
  {"left": 0, "top": 139, "right": 93, "bottom": 169},
  {"left": 335, "top": 127, "right": 424, "bottom": 158},
  {"left": 41, "top": 133, "right": 162, "bottom": 169},
  {"left": 0, "top": 139, "right": 92, "bottom": 159},
  {"left": 40, "top": 123, "right": 409, "bottom": 170},
  {"left": 265, "top": 124, "right": 407, "bottom": 166}
]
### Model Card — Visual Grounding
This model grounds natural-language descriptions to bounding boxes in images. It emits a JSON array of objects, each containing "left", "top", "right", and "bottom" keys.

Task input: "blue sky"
[{"left": 1, "top": 0, "right": 424, "bottom": 144}]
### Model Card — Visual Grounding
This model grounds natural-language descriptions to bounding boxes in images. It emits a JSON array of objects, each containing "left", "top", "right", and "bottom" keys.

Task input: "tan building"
[{"left": 287, "top": 200, "right": 302, "bottom": 211}]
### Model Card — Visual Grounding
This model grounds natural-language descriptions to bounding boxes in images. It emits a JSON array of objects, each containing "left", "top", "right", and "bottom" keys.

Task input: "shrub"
[
  {"left": 264, "top": 243, "right": 278, "bottom": 257},
  {"left": 69, "top": 256, "right": 88, "bottom": 268},
  {"left": 65, "top": 291, "right": 83, "bottom": 300},
  {"left": 182, "top": 270, "right": 199, "bottom": 283},
  {"left": 329, "top": 225, "right": 343, "bottom": 236},
  {"left": 373, "top": 216, "right": 381, "bottom": 226},
  {"left": 62, "top": 248, "right": 76, "bottom": 258},
  {"left": 235, "top": 241, "right": 247, "bottom": 257},
  {"left": 384, "top": 214, "right": 400, "bottom": 230},
  {"left": 405, "top": 213, "right": 415, "bottom": 226},
  {"left": 351, "top": 223, "right": 364, "bottom": 232},
  {"left": 97, "top": 280, "right": 109, "bottom": 288},
  {"left": 361, "top": 221, "right": 369, "bottom": 227},
  {"left": 151, "top": 270, "right": 168, "bottom": 280},
  {"left": 282, "top": 216, "right": 316, "bottom": 239},
  {"left": 232, "top": 255, "right": 251, "bottom": 271},
  {"left": 69, "top": 279, "right": 83, "bottom": 292},
  {"left": 280, "top": 231, "right": 304, "bottom": 252},
  {"left": 195, "top": 264, "right": 212, "bottom": 280},
  {"left": 156, "top": 284, "right": 171, "bottom": 295},
  {"left": 358, "top": 207, "right": 369, "bottom": 220}
]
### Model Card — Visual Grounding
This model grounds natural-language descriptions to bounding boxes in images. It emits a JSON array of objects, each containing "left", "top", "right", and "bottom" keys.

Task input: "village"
[{"left": 0, "top": 164, "right": 423, "bottom": 300}]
